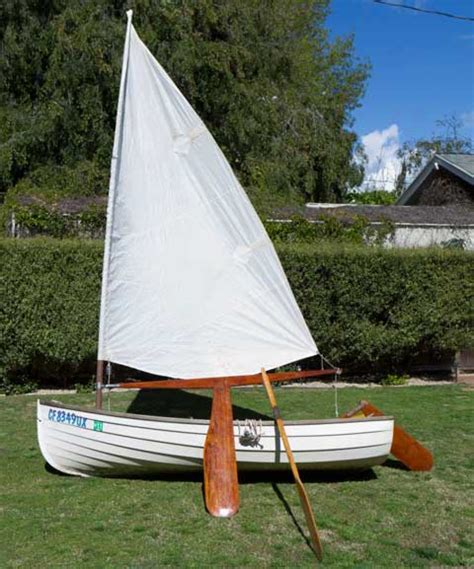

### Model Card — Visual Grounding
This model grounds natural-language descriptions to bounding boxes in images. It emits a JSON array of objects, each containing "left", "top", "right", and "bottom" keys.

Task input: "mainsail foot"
[{"left": 203, "top": 380, "right": 239, "bottom": 517}]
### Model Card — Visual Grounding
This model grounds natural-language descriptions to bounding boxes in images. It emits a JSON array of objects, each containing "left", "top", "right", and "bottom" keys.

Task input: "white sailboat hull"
[{"left": 37, "top": 400, "right": 394, "bottom": 477}]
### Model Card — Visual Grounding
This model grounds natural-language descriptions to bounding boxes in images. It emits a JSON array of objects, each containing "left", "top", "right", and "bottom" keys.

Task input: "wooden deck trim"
[{"left": 39, "top": 400, "right": 393, "bottom": 426}]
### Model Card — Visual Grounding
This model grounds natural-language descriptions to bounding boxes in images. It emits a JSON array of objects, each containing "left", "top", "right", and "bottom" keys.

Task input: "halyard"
[{"left": 1, "top": 385, "right": 472, "bottom": 568}]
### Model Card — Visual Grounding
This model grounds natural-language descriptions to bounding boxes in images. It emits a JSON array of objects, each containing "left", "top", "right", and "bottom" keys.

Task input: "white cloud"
[{"left": 361, "top": 124, "right": 402, "bottom": 191}]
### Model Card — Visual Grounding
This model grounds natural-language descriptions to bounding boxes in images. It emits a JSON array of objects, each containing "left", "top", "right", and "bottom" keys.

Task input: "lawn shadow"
[
  {"left": 381, "top": 458, "right": 409, "bottom": 471},
  {"left": 238, "top": 468, "right": 377, "bottom": 485},
  {"left": 271, "top": 482, "right": 313, "bottom": 552},
  {"left": 105, "top": 466, "right": 377, "bottom": 486},
  {"left": 45, "top": 462, "right": 69, "bottom": 476},
  {"left": 126, "top": 388, "right": 270, "bottom": 421}
]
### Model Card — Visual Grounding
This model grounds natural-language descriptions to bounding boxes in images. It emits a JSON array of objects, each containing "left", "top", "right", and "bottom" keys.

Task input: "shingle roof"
[
  {"left": 16, "top": 195, "right": 107, "bottom": 214},
  {"left": 271, "top": 204, "right": 474, "bottom": 226},
  {"left": 439, "top": 154, "right": 474, "bottom": 177}
]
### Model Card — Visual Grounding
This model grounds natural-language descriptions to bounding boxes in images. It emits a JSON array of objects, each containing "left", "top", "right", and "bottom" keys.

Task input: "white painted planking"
[{"left": 38, "top": 401, "right": 394, "bottom": 477}]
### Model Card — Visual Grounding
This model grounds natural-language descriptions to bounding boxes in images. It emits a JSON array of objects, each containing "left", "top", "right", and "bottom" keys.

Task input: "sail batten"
[{"left": 98, "top": 14, "right": 318, "bottom": 378}]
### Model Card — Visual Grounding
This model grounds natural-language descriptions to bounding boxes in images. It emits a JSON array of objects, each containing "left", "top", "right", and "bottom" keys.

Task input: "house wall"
[
  {"left": 385, "top": 224, "right": 474, "bottom": 250},
  {"left": 408, "top": 169, "right": 473, "bottom": 206}
]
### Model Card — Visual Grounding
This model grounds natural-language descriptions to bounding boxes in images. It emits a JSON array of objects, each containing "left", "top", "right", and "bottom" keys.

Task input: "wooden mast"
[
  {"left": 95, "top": 360, "right": 104, "bottom": 409},
  {"left": 96, "top": 12, "right": 133, "bottom": 412}
]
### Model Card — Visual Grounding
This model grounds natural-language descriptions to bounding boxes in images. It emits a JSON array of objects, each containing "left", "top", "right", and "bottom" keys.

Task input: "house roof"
[
  {"left": 271, "top": 204, "right": 474, "bottom": 226},
  {"left": 16, "top": 195, "right": 107, "bottom": 214},
  {"left": 397, "top": 153, "right": 474, "bottom": 205},
  {"left": 441, "top": 154, "right": 474, "bottom": 176}
]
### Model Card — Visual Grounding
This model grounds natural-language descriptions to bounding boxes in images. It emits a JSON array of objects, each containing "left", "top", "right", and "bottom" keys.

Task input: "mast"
[{"left": 96, "top": 10, "right": 133, "bottom": 409}]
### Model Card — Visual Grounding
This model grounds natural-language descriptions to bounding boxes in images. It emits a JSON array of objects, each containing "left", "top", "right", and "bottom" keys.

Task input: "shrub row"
[
  {"left": 0, "top": 239, "right": 102, "bottom": 392},
  {"left": 280, "top": 243, "right": 473, "bottom": 373},
  {"left": 0, "top": 238, "right": 472, "bottom": 391}
]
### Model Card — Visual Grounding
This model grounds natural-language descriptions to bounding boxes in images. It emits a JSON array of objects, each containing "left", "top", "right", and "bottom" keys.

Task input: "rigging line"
[
  {"left": 319, "top": 353, "right": 341, "bottom": 417},
  {"left": 320, "top": 353, "right": 341, "bottom": 373},
  {"left": 373, "top": 0, "right": 474, "bottom": 22}
]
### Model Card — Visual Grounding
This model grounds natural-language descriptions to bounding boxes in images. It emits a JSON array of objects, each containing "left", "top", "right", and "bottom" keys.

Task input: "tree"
[
  {"left": 394, "top": 114, "right": 473, "bottom": 196},
  {"left": 346, "top": 189, "right": 396, "bottom": 205},
  {"left": 0, "top": 0, "right": 369, "bottom": 213}
]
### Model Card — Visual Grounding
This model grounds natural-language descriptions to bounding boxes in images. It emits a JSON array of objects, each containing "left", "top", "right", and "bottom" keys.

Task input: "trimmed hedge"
[
  {"left": 1, "top": 238, "right": 473, "bottom": 391},
  {"left": 280, "top": 243, "right": 473, "bottom": 372},
  {"left": 0, "top": 239, "right": 102, "bottom": 392}
]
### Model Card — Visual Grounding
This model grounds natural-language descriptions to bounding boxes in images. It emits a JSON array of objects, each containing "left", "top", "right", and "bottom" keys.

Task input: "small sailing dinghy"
[{"left": 37, "top": 11, "right": 394, "bottom": 535}]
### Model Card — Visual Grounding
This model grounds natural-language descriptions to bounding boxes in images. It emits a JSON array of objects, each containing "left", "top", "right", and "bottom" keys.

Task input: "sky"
[{"left": 327, "top": 0, "right": 474, "bottom": 190}]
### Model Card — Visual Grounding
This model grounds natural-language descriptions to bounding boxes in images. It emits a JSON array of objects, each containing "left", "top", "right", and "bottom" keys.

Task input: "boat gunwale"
[{"left": 39, "top": 399, "right": 394, "bottom": 426}]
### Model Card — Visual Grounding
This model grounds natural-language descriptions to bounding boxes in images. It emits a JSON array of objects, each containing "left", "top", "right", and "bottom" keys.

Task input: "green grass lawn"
[{"left": 1, "top": 385, "right": 472, "bottom": 568}]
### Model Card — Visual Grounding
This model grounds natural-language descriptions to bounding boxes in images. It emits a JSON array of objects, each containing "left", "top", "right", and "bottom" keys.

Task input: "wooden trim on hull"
[{"left": 40, "top": 399, "right": 393, "bottom": 426}]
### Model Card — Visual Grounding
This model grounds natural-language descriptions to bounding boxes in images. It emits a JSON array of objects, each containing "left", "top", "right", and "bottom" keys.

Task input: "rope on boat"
[{"left": 237, "top": 419, "right": 263, "bottom": 448}]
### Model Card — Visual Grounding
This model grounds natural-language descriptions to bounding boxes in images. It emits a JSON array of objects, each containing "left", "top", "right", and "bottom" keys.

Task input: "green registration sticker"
[{"left": 93, "top": 420, "right": 104, "bottom": 432}]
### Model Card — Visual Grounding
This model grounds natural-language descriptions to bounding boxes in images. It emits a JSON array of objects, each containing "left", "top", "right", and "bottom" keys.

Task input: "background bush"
[
  {"left": 0, "top": 238, "right": 472, "bottom": 391},
  {"left": 0, "top": 239, "right": 102, "bottom": 392},
  {"left": 281, "top": 243, "right": 473, "bottom": 374}
]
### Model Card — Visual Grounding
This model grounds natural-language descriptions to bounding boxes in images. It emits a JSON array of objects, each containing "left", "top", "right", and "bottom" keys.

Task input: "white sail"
[{"left": 98, "top": 12, "right": 318, "bottom": 378}]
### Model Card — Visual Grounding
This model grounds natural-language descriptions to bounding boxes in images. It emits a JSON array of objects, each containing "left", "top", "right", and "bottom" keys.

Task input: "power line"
[{"left": 373, "top": 0, "right": 474, "bottom": 22}]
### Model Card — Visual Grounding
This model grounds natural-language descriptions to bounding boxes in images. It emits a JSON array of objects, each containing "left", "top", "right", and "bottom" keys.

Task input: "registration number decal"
[{"left": 48, "top": 408, "right": 88, "bottom": 429}]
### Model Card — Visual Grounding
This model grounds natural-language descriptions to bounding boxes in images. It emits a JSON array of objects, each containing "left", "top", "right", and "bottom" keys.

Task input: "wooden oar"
[
  {"left": 203, "top": 380, "right": 239, "bottom": 518},
  {"left": 261, "top": 368, "right": 323, "bottom": 561}
]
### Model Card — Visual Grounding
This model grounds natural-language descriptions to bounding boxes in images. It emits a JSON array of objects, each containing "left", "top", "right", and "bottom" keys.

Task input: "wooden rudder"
[
  {"left": 343, "top": 400, "right": 433, "bottom": 471},
  {"left": 203, "top": 381, "right": 240, "bottom": 517}
]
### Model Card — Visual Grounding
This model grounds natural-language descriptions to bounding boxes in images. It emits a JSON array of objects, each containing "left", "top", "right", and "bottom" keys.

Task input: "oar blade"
[{"left": 296, "top": 483, "right": 323, "bottom": 560}]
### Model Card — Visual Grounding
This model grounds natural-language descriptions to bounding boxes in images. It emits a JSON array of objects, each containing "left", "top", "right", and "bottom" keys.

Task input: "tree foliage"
[
  {"left": 0, "top": 0, "right": 369, "bottom": 211},
  {"left": 346, "top": 189, "right": 396, "bottom": 205}
]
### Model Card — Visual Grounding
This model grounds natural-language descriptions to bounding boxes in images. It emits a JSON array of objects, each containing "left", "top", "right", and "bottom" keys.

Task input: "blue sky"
[{"left": 327, "top": 0, "right": 474, "bottom": 189}]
